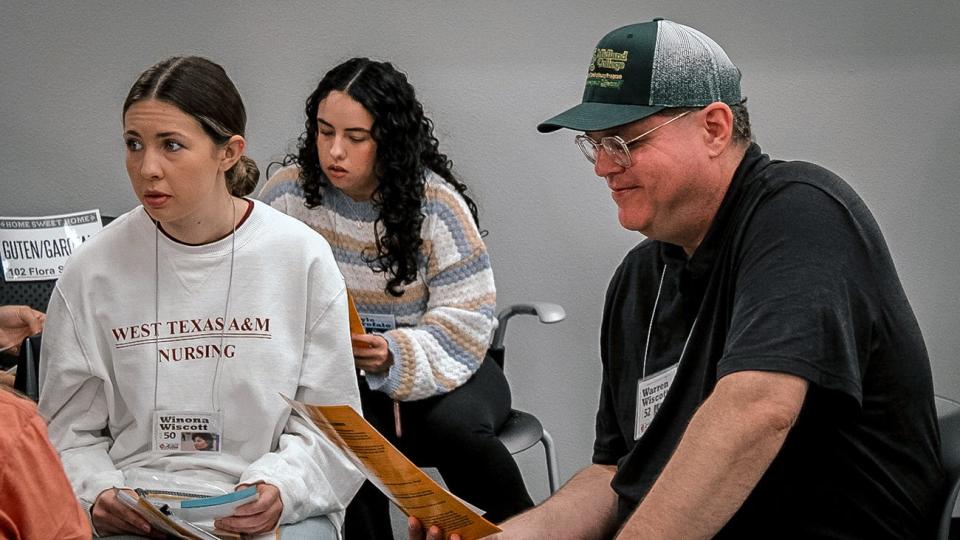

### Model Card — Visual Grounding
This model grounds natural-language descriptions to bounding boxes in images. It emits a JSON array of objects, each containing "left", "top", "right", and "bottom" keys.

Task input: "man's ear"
[
  {"left": 220, "top": 135, "right": 246, "bottom": 172},
  {"left": 700, "top": 102, "right": 734, "bottom": 157}
]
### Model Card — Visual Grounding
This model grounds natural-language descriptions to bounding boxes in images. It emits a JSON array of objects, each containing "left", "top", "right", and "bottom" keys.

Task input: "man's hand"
[
  {"left": 408, "top": 516, "right": 468, "bottom": 540},
  {"left": 409, "top": 464, "right": 618, "bottom": 540},
  {"left": 214, "top": 483, "right": 283, "bottom": 534},
  {"left": 0, "top": 305, "right": 45, "bottom": 355},
  {"left": 91, "top": 488, "right": 163, "bottom": 538},
  {"left": 352, "top": 333, "right": 393, "bottom": 374}
]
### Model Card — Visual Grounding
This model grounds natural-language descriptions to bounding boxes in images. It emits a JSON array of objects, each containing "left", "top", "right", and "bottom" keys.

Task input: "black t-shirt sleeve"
[
  {"left": 718, "top": 181, "right": 876, "bottom": 408},
  {"left": 593, "top": 365, "right": 628, "bottom": 464},
  {"left": 594, "top": 262, "right": 628, "bottom": 465}
]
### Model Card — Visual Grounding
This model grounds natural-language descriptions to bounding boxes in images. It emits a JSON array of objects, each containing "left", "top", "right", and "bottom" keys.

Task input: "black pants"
[{"left": 344, "top": 358, "right": 534, "bottom": 538}]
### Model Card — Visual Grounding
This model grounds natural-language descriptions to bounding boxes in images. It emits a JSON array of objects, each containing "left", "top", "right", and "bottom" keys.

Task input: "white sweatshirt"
[{"left": 38, "top": 201, "right": 362, "bottom": 529}]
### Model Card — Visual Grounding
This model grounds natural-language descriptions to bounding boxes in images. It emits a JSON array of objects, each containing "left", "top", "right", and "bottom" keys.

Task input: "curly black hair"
[{"left": 287, "top": 58, "right": 481, "bottom": 297}]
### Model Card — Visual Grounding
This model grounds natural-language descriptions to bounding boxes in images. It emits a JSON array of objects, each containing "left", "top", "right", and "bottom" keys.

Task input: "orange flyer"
[
  {"left": 282, "top": 397, "right": 501, "bottom": 539},
  {"left": 346, "top": 292, "right": 365, "bottom": 336}
]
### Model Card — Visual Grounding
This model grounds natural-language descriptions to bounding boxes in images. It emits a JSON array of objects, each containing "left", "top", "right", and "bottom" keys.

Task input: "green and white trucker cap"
[{"left": 538, "top": 18, "right": 741, "bottom": 133}]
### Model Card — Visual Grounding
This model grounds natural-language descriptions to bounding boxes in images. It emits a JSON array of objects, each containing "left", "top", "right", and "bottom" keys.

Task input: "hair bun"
[{"left": 227, "top": 155, "right": 260, "bottom": 197}]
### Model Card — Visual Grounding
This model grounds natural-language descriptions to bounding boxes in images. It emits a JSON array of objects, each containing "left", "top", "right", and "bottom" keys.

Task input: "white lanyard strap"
[
  {"left": 641, "top": 264, "right": 698, "bottom": 379},
  {"left": 642, "top": 265, "right": 668, "bottom": 379},
  {"left": 153, "top": 200, "right": 237, "bottom": 412}
]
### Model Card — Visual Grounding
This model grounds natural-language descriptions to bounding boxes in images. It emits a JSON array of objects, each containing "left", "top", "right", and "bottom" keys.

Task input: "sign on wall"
[{"left": 0, "top": 210, "right": 104, "bottom": 282}]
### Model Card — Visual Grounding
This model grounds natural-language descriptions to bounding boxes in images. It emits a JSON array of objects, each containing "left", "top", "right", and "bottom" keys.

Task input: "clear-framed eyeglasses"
[{"left": 575, "top": 111, "right": 691, "bottom": 168}]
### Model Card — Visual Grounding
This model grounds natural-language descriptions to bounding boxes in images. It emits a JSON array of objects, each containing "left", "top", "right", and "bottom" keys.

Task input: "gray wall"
[{"left": 2, "top": 1, "right": 959, "bottom": 503}]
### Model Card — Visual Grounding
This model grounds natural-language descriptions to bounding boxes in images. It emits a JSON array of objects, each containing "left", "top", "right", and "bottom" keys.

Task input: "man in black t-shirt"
[
  {"left": 411, "top": 18, "right": 944, "bottom": 540},
  {"left": 538, "top": 18, "right": 944, "bottom": 539},
  {"left": 412, "top": 16, "right": 944, "bottom": 539}
]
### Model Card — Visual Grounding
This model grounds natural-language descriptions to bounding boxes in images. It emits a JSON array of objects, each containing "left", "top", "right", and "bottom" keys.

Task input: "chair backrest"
[
  {"left": 0, "top": 279, "right": 58, "bottom": 312},
  {"left": 489, "top": 302, "right": 566, "bottom": 370},
  {"left": 936, "top": 395, "right": 960, "bottom": 540},
  {"left": 13, "top": 335, "right": 41, "bottom": 401}
]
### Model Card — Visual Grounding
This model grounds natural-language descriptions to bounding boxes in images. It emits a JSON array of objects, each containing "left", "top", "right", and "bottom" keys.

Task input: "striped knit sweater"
[{"left": 259, "top": 165, "right": 496, "bottom": 401}]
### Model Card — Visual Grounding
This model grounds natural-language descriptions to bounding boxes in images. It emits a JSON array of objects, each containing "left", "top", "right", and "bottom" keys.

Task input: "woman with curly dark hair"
[{"left": 260, "top": 57, "right": 534, "bottom": 538}]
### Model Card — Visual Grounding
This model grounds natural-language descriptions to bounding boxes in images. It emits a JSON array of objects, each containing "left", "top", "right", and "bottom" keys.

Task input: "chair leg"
[{"left": 541, "top": 428, "right": 560, "bottom": 494}]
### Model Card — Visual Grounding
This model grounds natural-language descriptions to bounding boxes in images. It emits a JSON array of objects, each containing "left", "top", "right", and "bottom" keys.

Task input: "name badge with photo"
[
  {"left": 634, "top": 363, "right": 679, "bottom": 440},
  {"left": 152, "top": 410, "right": 223, "bottom": 454}
]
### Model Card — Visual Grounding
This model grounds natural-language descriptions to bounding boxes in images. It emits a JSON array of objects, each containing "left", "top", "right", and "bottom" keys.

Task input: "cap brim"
[{"left": 537, "top": 102, "right": 666, "bottom": 133}]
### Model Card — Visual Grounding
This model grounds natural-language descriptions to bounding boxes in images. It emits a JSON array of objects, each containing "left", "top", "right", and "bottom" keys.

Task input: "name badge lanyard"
[
  {"left": 642, "top": 265, "right": 699, "bottom": 378},
  {"left": 636, "top": 265, "right": 698, "bottom": 439},
  {"left": 152, "top": 203, "right": 237, "bottom": 414}
]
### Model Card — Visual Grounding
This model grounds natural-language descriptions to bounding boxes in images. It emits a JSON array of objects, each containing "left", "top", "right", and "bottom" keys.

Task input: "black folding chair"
[
  {"left": 13, "top": 334, "right": 41, "bottom": 401},
  {"left": 489, "top": 302, "right": 564, "bottom": 494},
  {"left": 936, "top": 395, "right": 960, "bottom": 540}
]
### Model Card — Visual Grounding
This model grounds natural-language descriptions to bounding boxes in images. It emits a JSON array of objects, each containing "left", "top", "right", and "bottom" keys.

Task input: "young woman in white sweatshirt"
[{"left": 38, "top": 56, "right": 362, "bottom": 539}]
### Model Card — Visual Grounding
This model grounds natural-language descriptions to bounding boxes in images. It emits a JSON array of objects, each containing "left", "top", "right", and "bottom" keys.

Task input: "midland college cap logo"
[{"left": 587, "top": 48, "right": 629, "bottom": 89}]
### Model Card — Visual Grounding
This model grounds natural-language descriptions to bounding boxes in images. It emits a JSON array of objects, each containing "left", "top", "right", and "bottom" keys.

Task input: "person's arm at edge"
[
  {"left": 0, "top": 390, "right": 92, "bottom": 539},
  {"left": 410, "top": 463, "right": 619, "bottom": 540},
  {"left": 617, "top": 370, "right": 807, "bottom": 539},
  {"left": 499, "top": 463, "right": 620, "bottom": 540},
  {"left": 0, "top": 304, "right": 45, "bottom": 355}
]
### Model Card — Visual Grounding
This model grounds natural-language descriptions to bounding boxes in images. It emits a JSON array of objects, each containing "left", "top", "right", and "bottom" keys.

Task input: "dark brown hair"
[{"left": 123, "top": 56, "right": 259, "bottom": 196}]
